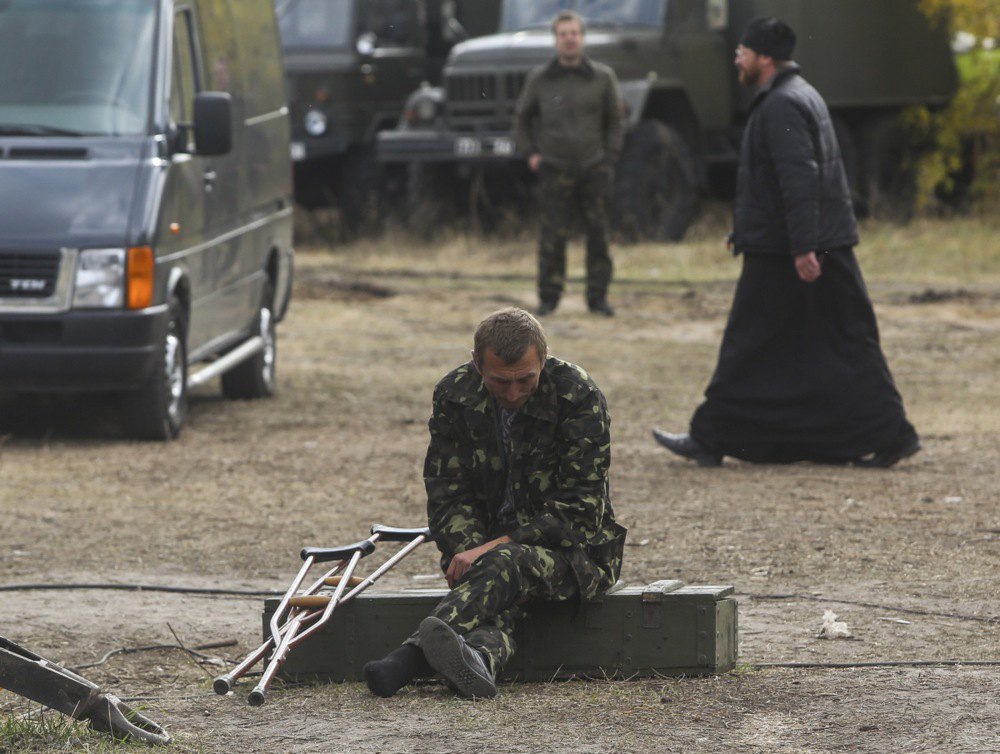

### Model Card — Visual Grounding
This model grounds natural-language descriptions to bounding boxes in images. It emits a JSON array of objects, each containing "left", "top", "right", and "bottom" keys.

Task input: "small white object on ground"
[{"left": 817, "top": 609, "right": 852, "bottom": 639}]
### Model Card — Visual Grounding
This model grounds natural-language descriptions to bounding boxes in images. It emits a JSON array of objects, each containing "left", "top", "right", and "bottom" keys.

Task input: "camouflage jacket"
[{"left": 424, "top": 357, "right": 626, "bottom": 600}]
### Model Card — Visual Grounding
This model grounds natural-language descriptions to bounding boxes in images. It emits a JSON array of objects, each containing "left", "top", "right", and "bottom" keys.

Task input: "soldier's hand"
[
  {"left": 528, "top": 153, "right": 542, "bottom": 173},
  {"left": 445, "top": 536, "right": 512, "bottom": 588},
  {"left": 795, "top": 251, "right": 822, "bottom": 283}
]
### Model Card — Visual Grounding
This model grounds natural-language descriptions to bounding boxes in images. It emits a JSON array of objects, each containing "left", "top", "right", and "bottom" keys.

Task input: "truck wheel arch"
[
  {"left": 614, "top": 119, "right": 700, "bottom": 243},
  {"left": 622, "top": 82, "right": 705, "bottom": 168}
]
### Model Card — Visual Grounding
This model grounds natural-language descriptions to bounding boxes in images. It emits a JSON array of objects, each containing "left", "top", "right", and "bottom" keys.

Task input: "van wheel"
[
  {"left": 614, "top": 120, "right": 699, "bottom": 243},
  {"left": 222, "top": 282, "right": 276, "bottom": 400},
  {"left": 124, "top": 298, "right": 187, "bottom": 440}
]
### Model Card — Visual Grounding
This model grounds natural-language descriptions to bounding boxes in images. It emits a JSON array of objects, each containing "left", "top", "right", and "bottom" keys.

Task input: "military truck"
[
  {"left": 377, "top": 0, "right": 958, "bottom": 241},
  {"left": 276, "top": 0, "right": 501, "bottom": 232}
]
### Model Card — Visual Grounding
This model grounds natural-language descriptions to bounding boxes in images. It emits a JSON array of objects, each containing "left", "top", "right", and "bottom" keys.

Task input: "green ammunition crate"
[{"left": 263, "top": 580, "right": 738, "bottom": 681}]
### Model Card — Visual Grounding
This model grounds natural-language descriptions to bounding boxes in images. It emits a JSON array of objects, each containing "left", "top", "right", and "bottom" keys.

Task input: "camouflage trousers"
[
  {"left": 407, "top": 543, "right": 578, "bottom": 674},
  {"left": 537, "top": 163, "right": 614, "bottom": 306}
]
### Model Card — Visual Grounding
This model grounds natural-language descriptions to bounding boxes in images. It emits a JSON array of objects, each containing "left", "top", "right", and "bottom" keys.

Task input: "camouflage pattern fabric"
[
  {"left": 536, "top": 164, "right": 614, "bottom": 306},
  {"left": 406, "top": 543, "right": 579, "bottom": 674},
  {"left": 426, "top": 357, "right": 625, "bottom": 590}
]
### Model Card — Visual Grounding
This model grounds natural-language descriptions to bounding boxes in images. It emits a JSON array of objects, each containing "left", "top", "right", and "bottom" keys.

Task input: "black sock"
[{"left": 363, "top": 644, "right": 433, "bottom": 698}]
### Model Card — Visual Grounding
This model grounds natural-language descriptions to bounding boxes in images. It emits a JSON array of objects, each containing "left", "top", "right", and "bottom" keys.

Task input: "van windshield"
[
  {"left": 277, "top": 0, "right": 353, "bottom": 49},
  {"left": 0, "top": 0, "right": 155, "bottom": 137},
  {"left": 501, "top": 0, "right": 665, "bottom": 32}
]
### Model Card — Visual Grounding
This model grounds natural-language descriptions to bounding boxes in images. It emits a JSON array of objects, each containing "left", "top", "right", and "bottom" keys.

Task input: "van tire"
[
  {"left": 614, "top": 120, "right": 699, "bottom": 243},
  {"left": 124, "top": 298, "right": 187, "bottom": 440},
  {"left": 222, "top": 282, "right": 276, "bottom": 400}
]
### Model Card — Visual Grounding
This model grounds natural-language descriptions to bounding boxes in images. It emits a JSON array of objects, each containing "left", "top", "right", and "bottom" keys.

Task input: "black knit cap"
[{"left": 740, "top": 16, "right": 796, "bottom": 61}]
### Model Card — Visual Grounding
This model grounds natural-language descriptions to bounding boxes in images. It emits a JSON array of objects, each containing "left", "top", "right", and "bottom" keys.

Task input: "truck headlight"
[
  {"left": 304, "top": 109, "right": 328, "bottom": 136},
  {"left": 73, "top": 248, "right": 125, "bottom": 308},
  {"left": 404, "top": 89, "right": 443, "bottom": 127}
]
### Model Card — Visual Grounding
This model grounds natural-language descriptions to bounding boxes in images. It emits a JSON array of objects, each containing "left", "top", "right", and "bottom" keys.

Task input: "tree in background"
[{"left": 913, "top": 0, "right": 999, "bottom": 211}]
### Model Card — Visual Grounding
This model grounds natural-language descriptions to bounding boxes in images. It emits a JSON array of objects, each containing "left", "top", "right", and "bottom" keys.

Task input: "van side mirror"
[{"left": 193, "top": 92, "right": 232, "bottom": 156}]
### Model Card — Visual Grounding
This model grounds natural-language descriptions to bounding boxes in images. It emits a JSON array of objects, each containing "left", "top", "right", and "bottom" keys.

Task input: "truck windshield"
[
  {"left": 0, "top": 0, "right": 155, "bottom": 137},
  {"left": 276, "top": 0, "right": 352, "bottom": 49},
  {"left": 500, "top": 0, "right": 665, "bottom": 32}
]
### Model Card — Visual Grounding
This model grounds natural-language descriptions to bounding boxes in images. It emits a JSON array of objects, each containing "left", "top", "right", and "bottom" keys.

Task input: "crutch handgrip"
[
  {"left": 288, "top": 595, "right": 332, "bottom": 609},
  {"left": 300, "top": 540, "right": 375, "bottom": 563},
  {"left": 370, "top": 524, "right": 432, "bottom": 542},
  {"left": 323, "top": 575, "right": 365, "bottom": 587}
]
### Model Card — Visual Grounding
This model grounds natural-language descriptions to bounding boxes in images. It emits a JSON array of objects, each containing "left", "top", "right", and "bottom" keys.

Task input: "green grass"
[
  {"left": 303, "top": 213, "right": 1000, "bottom": 289},
  {"left": 0, "top": 711, "right": 150, "bottom": 753}
]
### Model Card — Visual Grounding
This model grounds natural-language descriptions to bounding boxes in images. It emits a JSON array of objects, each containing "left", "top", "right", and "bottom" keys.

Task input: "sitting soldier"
[{"left": 364, "top": 307, "right": 626, "bottom": 698}]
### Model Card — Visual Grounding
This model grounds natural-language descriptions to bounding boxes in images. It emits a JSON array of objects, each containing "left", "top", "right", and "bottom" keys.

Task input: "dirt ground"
[{"left": 1, "top": 220, "right": 999, "bottom": 753}]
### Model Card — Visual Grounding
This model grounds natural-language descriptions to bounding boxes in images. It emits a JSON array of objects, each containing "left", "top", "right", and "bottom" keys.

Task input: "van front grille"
[{"left": 0, "top": 251, "right": 61, "bottom": 298}]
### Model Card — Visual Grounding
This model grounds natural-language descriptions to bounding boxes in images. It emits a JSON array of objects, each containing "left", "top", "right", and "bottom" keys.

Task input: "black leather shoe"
[
  {"left": 588, "top": 300, "right": 615, "bottom": 317},
  {"left": 419, "top": 616, "right": 497, "bottom": 699},
  {"left": 853, "top": 436, "right": 922, "bottom": 469},
  {"left": 535, "top": 301, "right": 557, "bottom": 316},
  {"left": 651, "top": 429, "right": 722, "bottom": 467}
]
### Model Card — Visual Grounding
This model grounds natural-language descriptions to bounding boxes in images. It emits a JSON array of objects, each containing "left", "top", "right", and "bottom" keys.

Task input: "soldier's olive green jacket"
[
  {"left": 424, "top": 357, "right": 627, "bottom": 600},
  {"left": 515, "top": 57, "right": 624, "bottom": 172}
]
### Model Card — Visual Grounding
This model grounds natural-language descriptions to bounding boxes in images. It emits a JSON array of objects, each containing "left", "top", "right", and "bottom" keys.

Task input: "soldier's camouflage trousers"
[
  {"left": 407, "top": 543, "right": 578, "bottom": 674},
  {"left": 537, "top": 163, "right": 614, "bottom": 307}
]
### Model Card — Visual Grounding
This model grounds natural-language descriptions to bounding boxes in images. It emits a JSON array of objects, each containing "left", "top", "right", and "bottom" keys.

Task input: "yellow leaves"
[{"left": 919, "top": 0, "right": 1000, "bottom": 38}]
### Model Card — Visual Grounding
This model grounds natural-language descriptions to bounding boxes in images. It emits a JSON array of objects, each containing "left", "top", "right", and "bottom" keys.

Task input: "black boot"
[
  {"left": 363, "top": 643, "right": 433, "bottom": 698},
  {"left": 419, "top": 616, "right": 497, "bottom": 699}
]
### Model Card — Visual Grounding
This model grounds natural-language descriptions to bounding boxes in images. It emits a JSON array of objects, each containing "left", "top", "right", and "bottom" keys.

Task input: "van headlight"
[{"left": 73, "top": 248, "right": 125, "bottom": 308}]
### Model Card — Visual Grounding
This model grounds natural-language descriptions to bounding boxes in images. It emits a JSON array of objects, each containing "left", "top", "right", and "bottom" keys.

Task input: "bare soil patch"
[{"left": 2, "top": 223, "right": 999, "bottom": 753}]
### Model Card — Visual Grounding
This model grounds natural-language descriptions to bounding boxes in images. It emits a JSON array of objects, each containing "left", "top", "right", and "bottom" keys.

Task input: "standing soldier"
[
  {"left": 363, "top": 308, "right": 626, "bottom": 698},
  {"left": 652, "top": 17, "right": 920, "bottom": 468},
  {"left": 515, "top": 10, "right": 624, "bottom": 317}
]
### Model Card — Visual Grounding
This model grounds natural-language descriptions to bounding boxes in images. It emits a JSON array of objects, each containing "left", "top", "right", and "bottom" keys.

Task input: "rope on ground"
[
  {"left": 744, "top": 593, "right": 999, "bottom": 625},
  {"left": 70, "top": 638, "right": 237, "bottom": 672},
  {"left": 752, "top": 660, "right": 1000, "bottom": 670},
  {"left": 0, "top": 583, "right": 281, "bottom": 597}
]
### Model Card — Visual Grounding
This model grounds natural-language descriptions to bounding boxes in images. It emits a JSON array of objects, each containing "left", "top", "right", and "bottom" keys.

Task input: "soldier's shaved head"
[{"left": 473, "top": 308, "right": 547, "bottom": 366}]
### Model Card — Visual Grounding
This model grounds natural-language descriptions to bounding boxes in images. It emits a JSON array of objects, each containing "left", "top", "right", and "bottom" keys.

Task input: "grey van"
[{"left": 0, "top": 0, "right": 294, "bottom": 439}]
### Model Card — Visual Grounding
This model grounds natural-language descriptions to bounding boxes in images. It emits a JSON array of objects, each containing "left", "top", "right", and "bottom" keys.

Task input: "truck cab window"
[
  {"left": 359, "top": 0, "right": 420, "bottom": 48},
  {"left": 277, "top": 0, "right": 352, "bottom": 49}
]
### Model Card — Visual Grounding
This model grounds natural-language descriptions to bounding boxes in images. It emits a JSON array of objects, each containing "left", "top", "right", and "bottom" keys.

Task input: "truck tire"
[
  {"left": 832, "top": 115, "right": 865, "bottom": 217},
  {"left": 405, "top": 162, "right": 456, "bottom": 240},
  {"left": 221, "top": 282, "right": 276, "bottom": 400},
  {"left": 859, "top": 113, "right": 917, "bottom": 223},
  {"left": 614, "top": 120, "right": 699, "bottom": 242},
  {"left": 338, "top": 148, "right": 382, "bottom": 237},
  {"left": 124, "top": 297, "right": 187, "bottom": 440}
]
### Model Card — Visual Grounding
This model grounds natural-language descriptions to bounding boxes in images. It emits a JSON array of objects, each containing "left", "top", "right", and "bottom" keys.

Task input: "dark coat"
[
  {"left": 423, "top": 357, "right": 626, "bottom": 600},
  {"left": 732, "top": 64, "right": 859, "bottom": 256}
]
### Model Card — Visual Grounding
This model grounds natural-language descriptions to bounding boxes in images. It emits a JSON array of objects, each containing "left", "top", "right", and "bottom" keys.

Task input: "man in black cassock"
[{"left": 652, "top": 17, "right": 920, "bottom": 469}]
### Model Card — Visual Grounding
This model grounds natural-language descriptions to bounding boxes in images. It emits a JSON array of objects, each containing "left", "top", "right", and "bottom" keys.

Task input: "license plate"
[
  {"left": 454, "top": 137, "right": 482, "bottom": 156},
  {"left": 492, "top": 137, "right": 514, "bottom": 156},
  {"left": 290, "top": 142, "right": 306, "bottom": 161}
]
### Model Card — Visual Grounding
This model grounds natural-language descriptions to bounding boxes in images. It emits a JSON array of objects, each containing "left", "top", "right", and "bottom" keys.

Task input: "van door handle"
[{"left": 203, "top": 170, "right": 217, "bottom": 192}]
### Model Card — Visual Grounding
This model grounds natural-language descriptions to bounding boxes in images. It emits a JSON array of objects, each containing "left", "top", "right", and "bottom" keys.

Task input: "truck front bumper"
[
  {"left": 376, "top": 128, "right": 520, "bottom": 164},
  {"left": 0, "top": 305, "right": 168, "bottom": 392}
]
